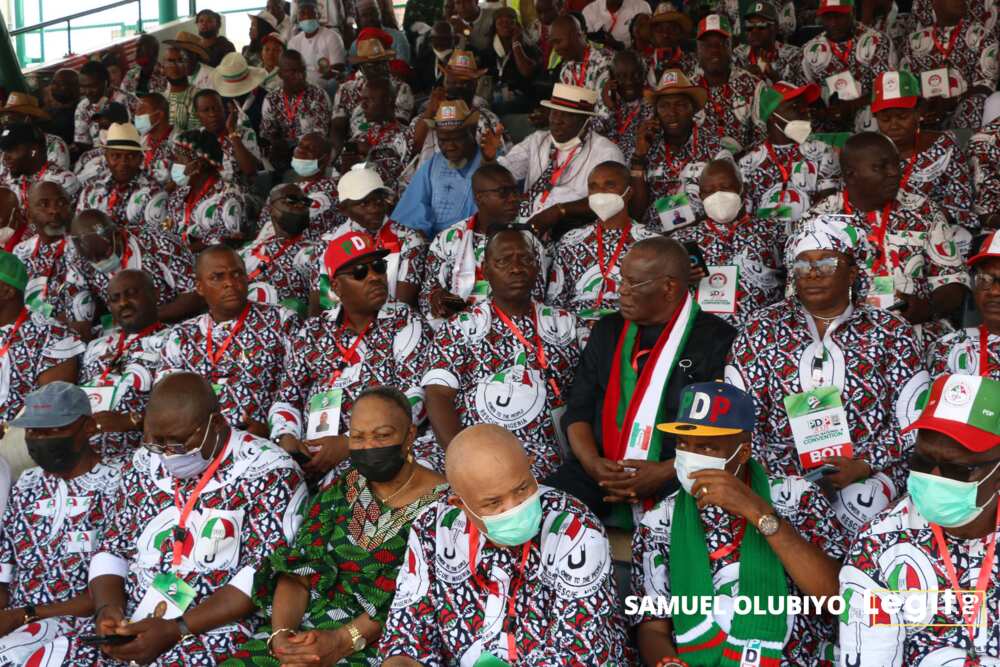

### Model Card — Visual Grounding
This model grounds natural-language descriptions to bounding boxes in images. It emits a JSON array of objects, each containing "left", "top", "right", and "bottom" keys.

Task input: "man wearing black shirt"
[{"left": 546, "top": 236, "right": 737, "bottom": 520}]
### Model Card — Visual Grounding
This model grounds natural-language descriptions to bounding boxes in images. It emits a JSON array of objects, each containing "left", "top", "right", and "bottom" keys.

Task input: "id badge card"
[
  {"left": 306, "top": 389, "right": 342, "bottom": 441},
  {"left": 131, "top": 572, "right": 197, "bottom": 622},
  {"left": 577, "top": 307, "right": 617, "bottom": 321},
  {"left": 826, "top": 70, "right": 861, "bottom": 101},
  {"left": 65, "top": 529, "right": 96, "bottom": 554},
  {"left": 696, "top": 266, "right": 739, "bottom": 314},
  {"left": 654, "top": 193, "right": 696, "bottom": 232},
  {"left": 920, "top": 67, "right": 950, "bottom": 99},
  {"left": 866, "top": 275, "right": 896, "bottom": 310},
  {"left": 25, "top": 276, "right": 53, "bottom": 317},
  {"left": 472, "top": 280, "right": 491, "bottom": 300},
  {"left": 81, "top": 381, "right": 118, "bottom": 413},
  {"left": 783, "top": 385, "right": 854, "bottom": 470}
]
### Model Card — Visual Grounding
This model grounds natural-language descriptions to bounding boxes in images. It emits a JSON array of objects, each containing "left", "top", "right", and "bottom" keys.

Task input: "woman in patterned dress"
[{"left": 223, "top": 387, "right": 447, "bottom": 667}]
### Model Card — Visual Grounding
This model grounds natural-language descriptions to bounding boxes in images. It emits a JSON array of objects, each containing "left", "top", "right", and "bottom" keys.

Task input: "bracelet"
[
  {"left": 630, "top": 168, "right": 645, "bottom": 178},
  {"left": 129, "top": 411, "right": 142, "bottom": 428},
  {"left": 655, "top": 658, "right": 689, "bottom": 667},
  {"left": 267, "top": 628, "right": 295, "bottom": 654},
  {"left": 557, "top": 203, "right": 567, "bottom": 217}
]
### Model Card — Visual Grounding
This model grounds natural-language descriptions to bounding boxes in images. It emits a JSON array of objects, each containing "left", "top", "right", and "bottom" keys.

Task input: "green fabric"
[
  {"left": 221, "top": 471, "right": 447, "bottom": 667},
  {"left": 757, "top": 87, "right": 784, "bottom": 123},
  {"left": 669, "top": 460, "right": 788, "bottom": 666},
  {"left": 0, "top": 251, "right": 27, "bottom": 292}
]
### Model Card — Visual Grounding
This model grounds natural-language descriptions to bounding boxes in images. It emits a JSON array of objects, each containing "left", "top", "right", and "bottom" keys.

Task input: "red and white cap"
[
  {"left": 969, "top": 230, "right": 1000, "bottom": 267},
  {"left": 323, "top": 231, "right": 389, "bottom": 276}
]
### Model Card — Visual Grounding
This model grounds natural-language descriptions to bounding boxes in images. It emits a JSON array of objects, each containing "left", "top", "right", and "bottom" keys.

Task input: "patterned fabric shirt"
[
  {"left": 350, "top": 120, "right": 414, "bottom": 186},
  {"left": 167, "top": 86, "right": 202, "bottom": 132},
  {"left": 865, "top": 3, "right": 918, "bottom": 55},
  {"left": 900, "top": 20, "right": 999, "bottom": 128},
  {"left": 725, "top": 301, "right": 930, "bottom": 531},
  {"left": 80, "top": 326, "right": 168, "bottom": 461},
  {"left": 164, "top": 178, "right": 246, "bottom": 245},
  {"left": 632, "top": 477, "right": 848, "bottom": 666},
  {"left": 839, "top": 497, "right": 1000, "bottom": 665},
  {"left": 82, "top": 431, "right": 307, "bottom": 662},
  {"left": 216, "top": 126, "right": 264, "bottom": 190},
  {"left": 591, "top": 99, "right": 654, "bottom": 163},
  {"left": 119, "top": 64, "right": 169, "bottom": 113},
  {"left": 800, "top": 191, "right": 970, "bottom": 300},
  {"left": 1, "top": 163, "right": 81, "bottom": 205},
  {"left": 969, "top": 119, "right": 1000, "bottom": 220},
  {"left": 142, "top": 127, "right": 179, "bottom": 187},
  {"left": 639, "top": 127, "right": 733, "bottom": 228},
  {"left": 76, "top": 173, "right": 168, "bottom": 233},
  {"left": 420, "top": 300, "right": 580, "bottom": 479},
  {"left": 927, "top": 326, "right": 1000, "bottom": 379},
  {"left": 558, "top": 45, "right": 615, "bottom": 92},
  {"left": 418, "top": 217, "right": 548, "bottom": 322},
  {"left": 261, "top": 84, "right": 333, "bottom": 146},
  {"left": 912, "top": 0, "right": 998, "bottom": 41},
  {"left": 73, "top": 96, "right": 107, "bottom": 145},
  {"left": 13, "top": 236, "right": 77, "bottom": 322},
  {"left": 690, "top": 66, "right": 765, "bottom": 152},
  {"left": 733, "top": 42, "right": 807, "bottom": 86},
  {"left": 0, "top": 134, "right": 69, "bottom": 183},
  {"left": 0, "top": 463, "right": 121, "bottom": 608},
  {"left": 644, "top": 49, "right": 699, "bottom": 85},
  {"left": 0, "top": 311, "right": 84, "bottom": 423},
  {"left": 332, "top": 74, "right": 415, "bottom": 124},
  {"left": 239, "top": 234, "right": 320, "bottom": 314},
  {"left": 897, "top": 132, "right": 976, "bottom": 233},
  {"left": 269, "top": 301, "right": 432, "bottom": 440},
  {"left": 73, "top": 147, "right": 108, "bottom": 186},
  {"left": 380, "top": 487, "right": 629, "bottom": 666},
  {"left": 670, "top": 214, "right": 786, "bottom": 326},
  {"left": 739, "top": 139, "right": 841, "bottom": 223},
  {"left": 158, "top": 302, "right": 299, "bottom": 426}
]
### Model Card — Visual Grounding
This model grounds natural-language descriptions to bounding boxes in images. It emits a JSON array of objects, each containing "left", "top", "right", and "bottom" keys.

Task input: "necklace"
[
  {"left": 808, "top": 311, "right": 845, "bottom": 323},
  {"left": 374, "top": 464, "right": 417, "bottom": 505}
]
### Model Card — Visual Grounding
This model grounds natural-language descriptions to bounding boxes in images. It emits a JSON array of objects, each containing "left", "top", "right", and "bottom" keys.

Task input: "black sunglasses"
[
  {"left": 909, "top": 451, "right": 1000, "bottom": 483},
  {"left": 338, "top": 258, "right": 388, "bottom": 281}
]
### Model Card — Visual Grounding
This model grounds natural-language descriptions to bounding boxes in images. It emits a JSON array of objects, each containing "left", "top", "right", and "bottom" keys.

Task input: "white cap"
[
  {"left": 338, "top": 164, "right": 391, "bottom": 202},
  {"left": 984, "top": 91, "right": 1000, "bottom": 126}
]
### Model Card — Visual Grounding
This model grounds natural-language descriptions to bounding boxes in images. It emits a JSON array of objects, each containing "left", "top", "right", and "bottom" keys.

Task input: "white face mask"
[
  {"left": 675, "top": 445, "right": 743, "bottom": 495},
  {"left": 702, "top": 191, "right": 743, "bottom": 224},
  {"left": 159, "top": 415, "right": 219, "bottom": 479},
  {"left": 551, "top": 134, "right": 582, "bottom": 151},
  {"left": 588, "top": 187, "right": 629, "bottom": 221},
  {"left": 773, "top": 113, "right": 813, "bottom": 145}
]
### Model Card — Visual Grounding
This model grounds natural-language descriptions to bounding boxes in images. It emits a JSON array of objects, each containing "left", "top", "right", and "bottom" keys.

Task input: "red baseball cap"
[
  {"left": 323, "top": 231, "right": 389, "bottom": 276},
  {"left": 902, "top": 375, "right": 1000, "bottom": 452},
  {"left": 968, "top": 230, "right": 1000, "bottom": 267},
  {"left": 817, "top": 0, "right": 854, "bottom": 14},
  {"left": 356, "top": 27, "right": 393, "bottom": 49}
]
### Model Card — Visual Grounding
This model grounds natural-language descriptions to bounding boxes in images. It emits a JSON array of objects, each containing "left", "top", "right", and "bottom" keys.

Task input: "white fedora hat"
[
  {"left": 102, "top": 122, "right": 143, "bottom": 152},
  {"left": 540, "top": 83, "right": 599, "bottom": 116},
  {"left": 212, "top": 52, "right": 268, "bottom": 98}
]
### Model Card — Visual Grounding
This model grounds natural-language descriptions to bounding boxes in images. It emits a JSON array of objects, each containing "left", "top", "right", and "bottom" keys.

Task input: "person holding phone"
[{"left": 592, "top": 49, "right": 653, "bottom": 163}]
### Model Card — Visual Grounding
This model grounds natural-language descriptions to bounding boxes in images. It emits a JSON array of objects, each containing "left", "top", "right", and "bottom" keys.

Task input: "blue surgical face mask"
[
  {"left": 298, "top": 18, "right": 319, "bottom": 33},
  {"left": 907, "top": 461, "right": 1000, "bottom": 528},
  {"left": 171, "top": 162, "right": 190, "bottom": 187},
  {"left": 134, "top": 113, "right": 153, "bottom": 135},
  {"left": 466, "top": 488, "right": 543, "bottom": 546},
  {"left": 291, "top": 157, "right": 320, "bottom": 178}
]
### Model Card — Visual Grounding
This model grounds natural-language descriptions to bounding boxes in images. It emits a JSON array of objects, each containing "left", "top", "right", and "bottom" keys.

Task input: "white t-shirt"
[
  {"left": 582, "top": 0, "right": 652, "bottom": 47},
  {"left": 288, "top": 27, "right": 347, "bottom": 86}
]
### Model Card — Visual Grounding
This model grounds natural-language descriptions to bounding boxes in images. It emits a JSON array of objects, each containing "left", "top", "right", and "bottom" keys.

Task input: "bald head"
[
  {"left": 195, "top": 244, "right": 243, "bottom": 276},
  {"left": 147, "top": 372, "right": 219, "bottom": 425},
  {"left": 841, "top": 131, "right": 898, "bottom": 168},
  {"left": 699, "top": 158, "right": 742, "bottom": 189},
  {"left": 71, "top": 209, "right": 114, "bottom": 237},
  {"left": 552, "top": 14, "right": 583, "bottom": 35},
  {"left": 630, "top": 236, "right": 690, "bottom": 286},
  {"left": 446, "top": 424, "right": 533, "bottom": 497}
]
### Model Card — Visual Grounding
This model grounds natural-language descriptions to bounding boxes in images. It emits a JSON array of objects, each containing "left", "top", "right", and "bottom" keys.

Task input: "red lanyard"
[
  {"left": 97, "top": 323, "right": 163, "bottom": 385},
  {"left": 171, "top": 439, "right": 230, "bottom": 567},
  {"left": 182, "top": 176, "right": 219, "bottom": 243},
  {"left": 929, "top": 502, "right": 1000, "bottom": 659},
  {"left": 749, "top": 47, "right": 777, "bottom": 66},
  {"left": 21, "top": 164, "right": 49, "bottom": 203},
  {"left": 491, "top": 303, "right": 562, "bottom": 400},
  {"left": 116, "top": 236, "right": 134, "bottom": 271},
  {"left": 144, "top": 131, "right": 169, "bottom": 169},
  {"left": 980, "top": 325, "right": 997, "bottom": 377},
  {"left": 655, "top": 47, "right": 682, "bottom": 67},
  {"left": 248, "top": 236, "right": 299, "bottom": 280},
  {"left": 765, "top": 141, "right": 795, "bottom": 190},
  {"left": 205, "top": 303, "right": 251, "bottom": 366},
  {"left": 616, "top": 104, "right": 642, "bottom": 135},
  {"left": 106, "top": 186, "right": 124, "bottom": 216},
  {"left": 377, "top": 222, "right": 402, "bottom": 253},
  {"left": 539, "top": 145, "right": 581, "bottom": 205},
  {"left": 900, "top": 138, "right": 919, "bottom": 192},
  {"left": 828, "top": 38, "right": 853, "bottom": 67},
  {"left": 573, "top": 47, "right": 591, "bottom": 87},
  {"left": 607, "top": 10, "right": 619, "bottom": 34},
  {"left": 468, "top": 522, "right": 531, "bottom": 662},
  {"left": 705, "top": 213, "right": 747, "bottom": 248},
  {"left": 709, "top": 516, "right": 746, "bottom": 561},
  {"left": 0, "top": 309, "right": 29, "bottom": 359},
  {"left": 860, "top": 198, "right": 895, "bottom": 276},
  {"left": 932, "top": 20, "right": 962, "bottom": 62},
  {"left": 700, "top": 80, "right": 730, "bottom": 137},
  {"left": 659, "top": 126, "right": 698, "bottom": 181},
  {"left": 327, "top": 320, "right": 371, "bottom": 386},
  {"left": 282, "top": 90, "right": 305, "bottom": 123},
  {"left": 595, "top": 226, "right": 630, "bottom": 308}
]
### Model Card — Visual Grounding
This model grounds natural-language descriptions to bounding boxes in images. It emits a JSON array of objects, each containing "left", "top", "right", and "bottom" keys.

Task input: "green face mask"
[
  {"left": 468, "top": 489, "right": 543, "bottom": 547},
  {"left": 907, "top": 461, "right": 1000, "bottom": 528}
]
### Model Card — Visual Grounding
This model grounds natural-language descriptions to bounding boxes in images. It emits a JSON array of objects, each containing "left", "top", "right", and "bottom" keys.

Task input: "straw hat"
[
  {"left": 213, "top": 52, "right": 268, "bottom": 97},
  {"left": 349, "top": 38, "right": 395, "bottom": 64},
  {"left": 645, "top": 69, "right": 708, "bottom": 108},
  {"left": 102, "top": 123, "right": 143, "bottom": 152},
  {"left": 540, "top": 83, "right": 599, "bottom": 116},
  {"left": 424, "top": 99, "right": 480, "bottom": 129},
  {"left": 650, "top": 2, "right": 693, "bottom": 34},
  {"left": 0, "top": 92, "right": 50, "bottom": 120},
  {"left": 164, "top": 31, "right": 210, "bottom": 63},
  {"left": 445, "top": 50, "right": 487, "bottom": 80}
]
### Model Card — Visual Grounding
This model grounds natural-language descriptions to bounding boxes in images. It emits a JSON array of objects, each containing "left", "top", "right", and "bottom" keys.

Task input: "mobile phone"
[
  {"left": 440, "top": 294, "right": 468, "bottom": 310},
  {"left": 803, "top": 464, "right": 838, "bottom": 483},
  {"left": 79, "top": 635, "right": 136, "bottom": 646},
  {"left": 683, "top": 241, "right": 709, "bottom": 275},
  {"left": 887, "top": 300, "right": 907, "bottom": 313}
]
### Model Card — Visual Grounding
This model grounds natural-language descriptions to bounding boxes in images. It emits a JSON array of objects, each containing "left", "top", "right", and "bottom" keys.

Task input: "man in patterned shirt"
[
  {"left": 261, "top": 50, "right": 333, "bottom": 172},
  {"left": 258, "top": 132, "right": 341, "bottom": 241},
  {"left": 75, "top": 123, "right": 168, "bottom": 233},
  {"left": 970, "top": 111, "right": 1000, "bottom": 231},
  {"left": 312, "top": 166, "right": 426, "bottom": 312},
  {"left": 420, "top": 229, "right": 580, "bottom": 479},
  {"left": 241, "top": 184, "right": 319, "bottom": 317},
  {"left": 65, "top": 209, "right": 201, "bottom": 326},
  {"left": 270, "top": 231, "right": 431, "bottom": 477},
  {"left": 380, "top": 423, "right": 628, "bottom": 666},
  {"left": 802, "top": 0, "right": 894, "bottom": 132},
  {"left": 0, "top": 124, "right": 80, "bottom": 205},
  {"left": 349, "top": 77, "right": 414, "bottom": 185},
  {"left": 552, "top": 15, "right": 614, "bottom": 92},
  {"left": 839, "top": 374, "right": 1000, "bottom": 666},
  {"left": 0, "top": 92, "right": 71, "bottom": 171},
  {"left": 899, "top": 0, "right": 999, "bottom": 129},
  {"left": 15, "top": 182, "right": 77, "bottom": 321},
  {"left": 72, "top": 61, "right": 111, "bottom": 157},
  {"left": 118, "top": 34, "right": 168, "bottom": 110},
  {"left": 0, "top": 383, "right": 121, "bottom": 664},
  {"left": 592, "top": 50, "right": 654, "bottom": 163},
  {"left": 36, "top": 372, "right": 306, "bottom": 666},
  {"left": 158, "top": 245, "right": 298, "bottom": 433},
  {"left": 135, "top": 94, "right": 177, "bottom": 188},
  {"left": 740, "top": 81, "right": 840, "bottom": 224},
  {"left": 733, "top": 2, "right": 805, "bottom": 86},
  {"left": 645, "top": 3, "right": 697, "bottom": 84},
  {"left": 80, "top": 270, "right": 167, "bottom": 462},
  {"left": 629, "top": 69, "right": 732, "bottom": 229},
  {"left": 192, "top": 90, "right": 263, "bottom": 193},
  {"left": 928, "top": 232, "right": 1000, "bottom": 379},
  {"left": 632, "top": 382, "right": 847, "bottom": 667}
]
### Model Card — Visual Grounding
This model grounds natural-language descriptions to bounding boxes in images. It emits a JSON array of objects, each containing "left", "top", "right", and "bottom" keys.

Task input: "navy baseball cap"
[
  {"left": 658, "top": 381, "right": 756, "bottom": 436},
  {"left": 11, "top": 382, "right": 92, "bottom": 429}
]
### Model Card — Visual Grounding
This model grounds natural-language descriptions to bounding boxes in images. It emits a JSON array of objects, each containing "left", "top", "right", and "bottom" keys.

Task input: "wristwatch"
[
  {"left": 176, "top": 616, "right": 195, "bottom": 642},
  {"left": 346, "top": 623, "right": 366, "bottom": 652},
  {"left": 22, "top": 604, "right": 38, "bottom": 625},
  {"left": 757, "top": 512, "right": 780, "bottom": 537}
]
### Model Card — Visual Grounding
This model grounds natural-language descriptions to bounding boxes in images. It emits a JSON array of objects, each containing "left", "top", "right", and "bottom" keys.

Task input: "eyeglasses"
[
  {"left": 791, "top": 257, "right": 841, "bottom": 277},
  {"left": 277, "top": 194, "right": 313, "bottom": 206},
  {"left": 974, "top": 271, "right": 1000, "bottom": 291},
  {"left": 338, "top": 258, "right": 388, "bottom": 281},
  {"left": 910, "top": 451, "right": 1000, "bottom": 483},
  {"left": 478, "top": 185, "right": 522, "bottom": 199},
  {"left": 142, "top": 423, "right": 205, "bottom": 456},
  {"left": 620, "top": 274, "right": 672, "bottom": 292},
  {"left": 746, "top": 22, "right": 771, "bottom": 30}
]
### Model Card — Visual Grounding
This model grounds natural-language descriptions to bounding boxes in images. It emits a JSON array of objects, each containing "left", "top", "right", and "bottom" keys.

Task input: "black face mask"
[
  {"left": 27, "top": 435, "right": 82, "bottom": 474},
  {"left": 350, "top": 444, "right": 406, "bottom": 482},
  {"left": 199, "top": 28, "right": 219, "bottom": 39},
  {"left": 274, "top": 210, "right": 310, "bottom": 236}
]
